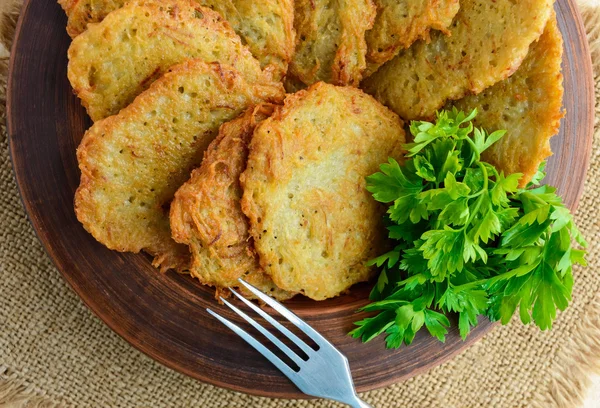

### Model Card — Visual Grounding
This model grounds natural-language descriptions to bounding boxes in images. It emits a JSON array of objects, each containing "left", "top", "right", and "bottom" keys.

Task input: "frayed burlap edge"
[
  {"left": 0, "top": 367, "right": 61, "bottom": 408},
  {"left": 531, "top": 4, "right": 600, "bottom": 407},
  {"left": 580, "top": 1, "right": 600, "bottom": 72},
  {"left": 0, "top": 1, "right": 61, "bottom": 407},
  {"left": 0, "top": 1, "right": 599, "bottom": 408},
  {"left": 532, "top": 297, "right": 600, "bottom": 408}
]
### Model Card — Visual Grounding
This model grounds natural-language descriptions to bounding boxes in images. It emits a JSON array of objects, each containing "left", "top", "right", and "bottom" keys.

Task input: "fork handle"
[{"left": 347, "top": 395, "right": 373, "bottom": 408}]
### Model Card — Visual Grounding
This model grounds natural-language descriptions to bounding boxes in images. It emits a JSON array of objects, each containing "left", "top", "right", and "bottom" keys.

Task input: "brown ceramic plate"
[{"left": 6, "top": 0, "right": 594, "bottom": 398}]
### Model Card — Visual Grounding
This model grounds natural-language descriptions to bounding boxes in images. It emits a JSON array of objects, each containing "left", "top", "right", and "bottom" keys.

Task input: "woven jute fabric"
[{"left": 1, "top": 1, "right": 599, "bottom": 406}]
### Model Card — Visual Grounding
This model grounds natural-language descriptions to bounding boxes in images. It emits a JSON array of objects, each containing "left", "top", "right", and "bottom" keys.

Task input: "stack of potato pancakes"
[{"left": 60, "top": 0, "right": 563, "bottom": 301}]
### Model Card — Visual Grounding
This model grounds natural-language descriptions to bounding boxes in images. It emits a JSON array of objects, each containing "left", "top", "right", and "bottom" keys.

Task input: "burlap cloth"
[{"left": 1, "top": 1, "right": 599, "bottom": 407}]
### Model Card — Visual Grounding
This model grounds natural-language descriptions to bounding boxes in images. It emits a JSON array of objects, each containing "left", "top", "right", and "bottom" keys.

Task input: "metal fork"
[{"left": 206, "top": 278, "right": 372, "bottom": 408}]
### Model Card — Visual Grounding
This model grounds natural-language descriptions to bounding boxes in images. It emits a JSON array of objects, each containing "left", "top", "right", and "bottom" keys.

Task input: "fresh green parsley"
[{"left": 350, "top": 108, "right": 587, "bottom": 349}]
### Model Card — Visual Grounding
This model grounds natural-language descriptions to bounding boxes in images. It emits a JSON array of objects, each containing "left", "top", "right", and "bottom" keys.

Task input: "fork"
[{"left": 206, "top": 278, "right": 373, "bottom": 408}]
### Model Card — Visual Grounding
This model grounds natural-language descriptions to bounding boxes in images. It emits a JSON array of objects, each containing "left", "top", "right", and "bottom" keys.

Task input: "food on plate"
[
  {"left": 361, "top": 0, "right": 554, "bottom": 120},
  {"left": 75, "top": 59, "right": 285, "bottom": 271},
  {"left": 351, "top": 109, "right": 587, "bottom": 348},
  {"left": 58, "top": 0, "right": 125, "bottom": 38},
  {"left": 170, "top": 105, "right": 294, "bottom": 300},
  {"left": 452, "top": 14, "right": 563, "bottom": 186},
  {"left": 240, "top": 83, "right": 406, "bottom": 300},
  {"left": 59, "top": 0, "right": 294, "bottom": 80},
  {"left": 286, "top": 0, "right": 376, "bottom": 89},
  {"left": 67, "top": 0, "right": 268, "bottom": 121},
  {"left": 201, "top": 0, "right": 295, "bottom": 80},
  {"left": 364, "top": 0, "right": 460, "bottom": 77},
  {"left": 63, "top": 0, "right": 571, "bottom": 316}
]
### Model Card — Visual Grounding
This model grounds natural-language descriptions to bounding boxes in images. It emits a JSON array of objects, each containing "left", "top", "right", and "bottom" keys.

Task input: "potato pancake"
[
  {"left": 240, "top": 83, "right": 405, "bottom": 300},
  {"left": 202, "top": 0, "right": 294, "bottom": 80},
  {"left": 68, "top": 0, "right": 268, "bottom": 121},
  {"left": 170, "top": 105, "right": 294, "bottom": 300},
  {"left": 364, "top": 0, "right": 460, "bottom": 77},
  {"left": 287, "top": 0, "right": 376, "bottom": 88},
  {"left": 58, "top": 0, "right": 125, "bottom": 38},
  {"left": 362, "top": 0, "right": 554, "bottom": 120},
  {"left": 75, "top": 60, "right": 285, "bottom": 272},
  {"left": 452, "top": 14, "right": 563, "bottom": 186},
  {"left": 60, "top": 0, "right": 294, "bottom": 80}
]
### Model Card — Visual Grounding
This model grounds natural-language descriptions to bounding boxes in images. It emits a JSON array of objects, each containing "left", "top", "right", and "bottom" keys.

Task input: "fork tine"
[
  {"left": 229, "top": 288, "right": 314, "bottom": 356},
  {"left": 206, "top": 308, "right": 299, "bottom": 381},
  {"left": 219, "top": 297, "right": 306, "bottom": 367},
  {"left": 237, "top": 278, "right": 332, "bottom": 348}
]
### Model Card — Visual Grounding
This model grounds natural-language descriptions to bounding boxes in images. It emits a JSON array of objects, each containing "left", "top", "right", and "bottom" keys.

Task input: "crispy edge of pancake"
[
  {"left": 452, "top": 13, "right": 564, "bottom": 186},
  {"left": 361, "top": 0, "right": 554, "bottom": 120},
  {"left": 170, "top": 104, "right": 295, "bottom": 300},
  {"left": 363, "top": 0, "right": 460, "bottom": 77},
  {"left": 58, "top": 0, "right": 125, "bottom": 38},
  {"left": 240, "top": 83, "right": 406, "bottom": 300},
  {"left": 75, "top": 59, "right": 285, "bottom": 272},
  {"left": 288, "top": 0, "right": 376, "bottom": 87},
  {"left": 59, "top": 0, "right": 294, "bottom": 80},
  {"left": 67, "top": 0, "right": 267, "bottom": 121}
]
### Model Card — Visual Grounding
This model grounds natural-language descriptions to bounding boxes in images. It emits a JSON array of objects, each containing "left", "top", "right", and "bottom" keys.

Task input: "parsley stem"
[
  {"left": 452, "top": 279, "right": 487, "bottom": 291},
  {"left": 486, "top": 163, "right": 500, "bottom": 179},
  {"left": 477, "top": 162, "right": 489, "bottom": 192},
  {"left": 466, "top": 162, "right": 489, "bottom": 200},
  {"left": 466, "top": 191, "right": 484, "bottom": 199},
  {"left": 465, "top": 136, "right": 479, "bottom": 158},
  {"left": 462, "top": 162, "right": 489, "bottom": 229}
]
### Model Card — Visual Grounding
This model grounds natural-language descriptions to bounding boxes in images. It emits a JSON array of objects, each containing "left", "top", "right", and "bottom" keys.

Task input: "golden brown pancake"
[
  {"left": 364, "top": 0, "right": 460, "bottom": 77},
  {"left": 58, "top": 0, "right": 125, "bottom": 38},
  {"left": 75, "top": 60, "right": 284, "bottom": 271},
  {"left": 200, "top": 0, "right": 295, "bottom": 80},
  {"left": 452, "top": 14, "right": 564, "bottom": 186},
  {"left": 240, "top": 83, "right": 406, "bottom": 300},
  {"left": 67, "top": 0, "right": 268, "bottom": 121},
  {"left": 170, "top": 105, "right": 294, "bottom": 300},
  {"left": 59, "top": 0, "right": 294, "bottom": 80},
  {"left": 361, "top": 0, "right": 554, "bottom": 120},
  {"left": 287, "top": 0, "right": 376, "bottom": 89}
]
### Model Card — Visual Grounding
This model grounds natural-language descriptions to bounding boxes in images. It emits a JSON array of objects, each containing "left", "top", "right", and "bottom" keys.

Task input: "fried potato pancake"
[
  {"left": 58, "top": 0, "right": 125, "bottom": 38},
  {"left": 60, "top": 0, "right": 294, "bottom": 80},
  {"left": 201, "top": 0, "right": 294, "bottom": 80},
  {"left": 287, "top": 0, "right": 376, "bottom": 88},
  {"left": 364, "top": 0, "right": 460, "bottom": 77},
  {"left": 170, "top": 105, "right": 294, "bottom": 300},
  {"left": 240, "top": 83, "right": 406, "bottom": 300},
  {"left": 75, "top": 60, "right": 285, "bottom": 272},
  {"left": 68, "top": 0, "right": 268, "bottom": 121},
  {"left": 362, "top": 0, "right": 554, "bottom": 120},
  {"left": 452, "top": 14, "right": 563, "bottom": 186}
]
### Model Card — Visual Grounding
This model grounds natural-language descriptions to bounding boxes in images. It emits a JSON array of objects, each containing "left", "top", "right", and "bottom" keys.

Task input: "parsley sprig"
[{"left": 350, "top": 109, "right": 587, "bottom": 349}]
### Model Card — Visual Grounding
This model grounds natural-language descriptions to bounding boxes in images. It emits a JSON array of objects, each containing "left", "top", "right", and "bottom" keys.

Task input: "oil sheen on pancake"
[
  {"left": 452, "top": 14, "right": 564, "bottom": 186},
  {"left": 67, "top": 0, "right": 268, "bottom": 121},
  {"left": 170, "top": 105, "right": 294, "bottom": 300},
  {"left": 362, "top": 0, "right": 554, "bottom": 120},
  {"left": 240, "top": 83, "right": 406, "bottom": 300},
  {"left": 75, "top": 60, "right": 284, "bottom": 272}
]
